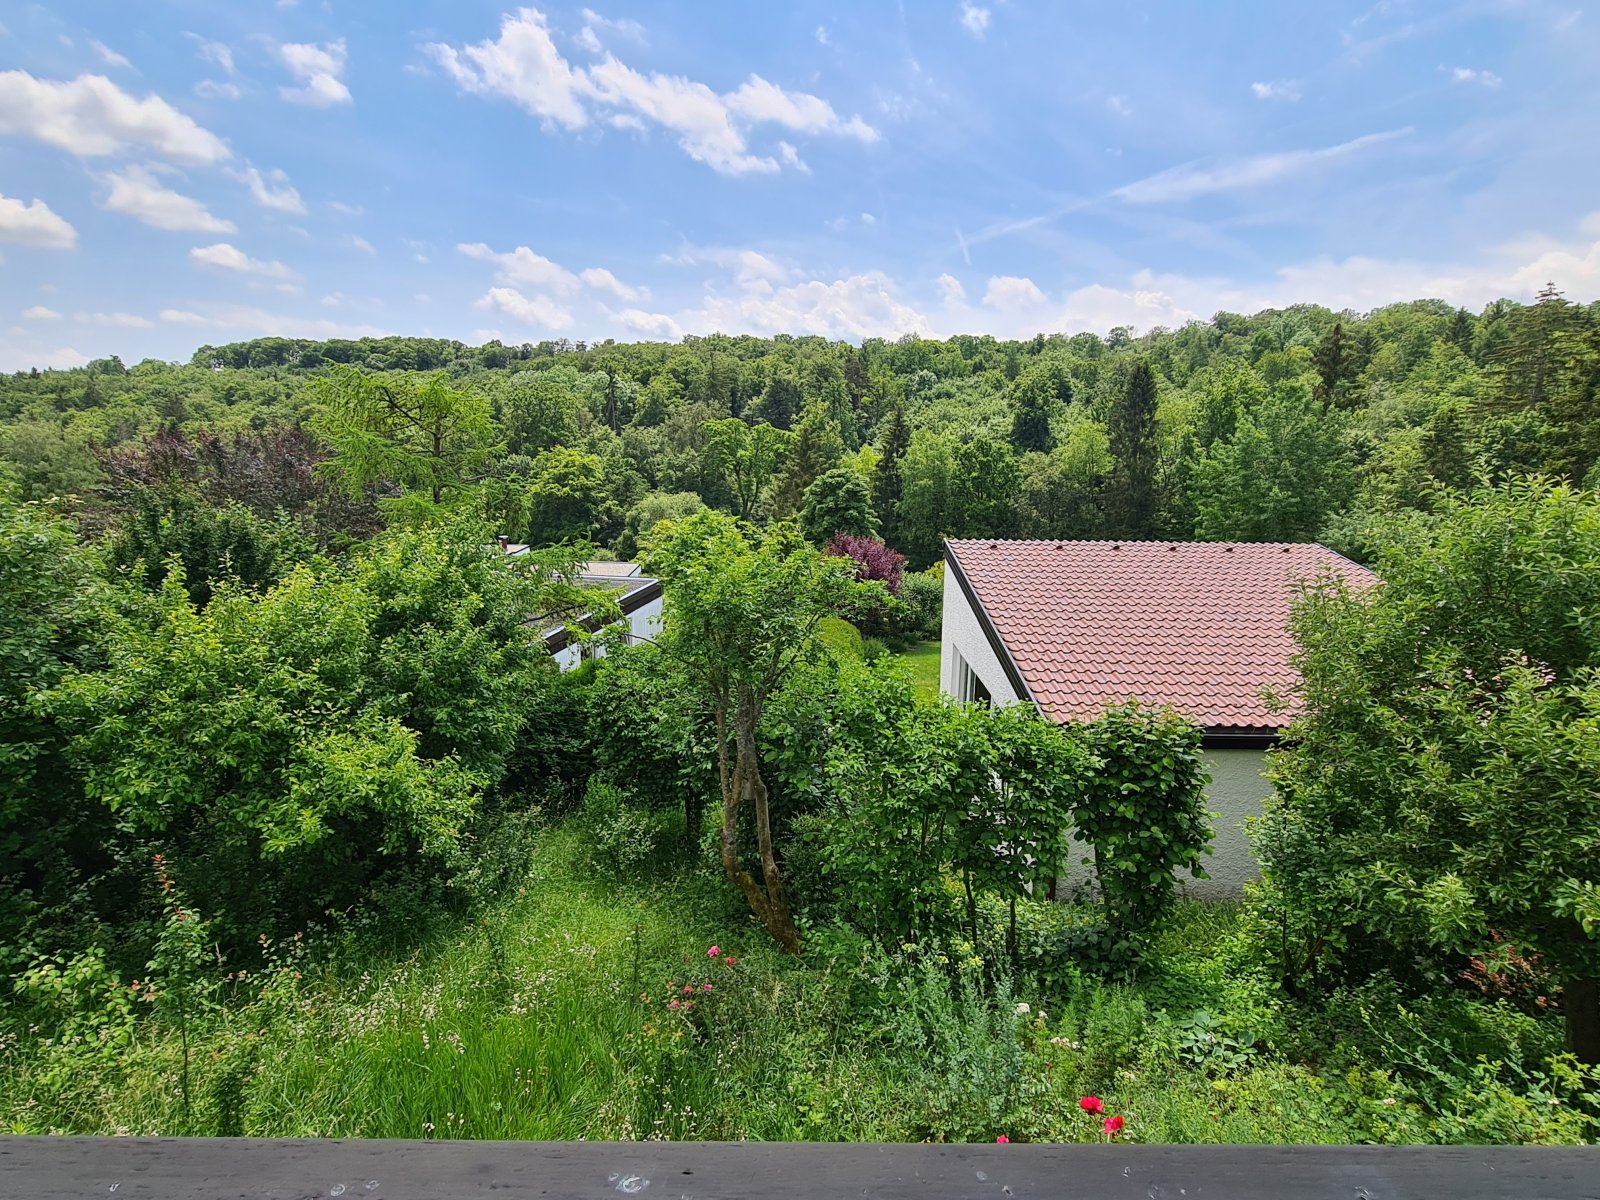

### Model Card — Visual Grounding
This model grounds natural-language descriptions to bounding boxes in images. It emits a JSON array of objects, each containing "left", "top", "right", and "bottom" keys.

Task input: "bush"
[
  {"left": 1076, "top": 702, "right": 1212, "bottom": 944},
  {"left": 894, "top": 566, "right": 944, "bottom": 642},
  {"left": 582, "top": 778, "right": 657, "bottom": 879}
]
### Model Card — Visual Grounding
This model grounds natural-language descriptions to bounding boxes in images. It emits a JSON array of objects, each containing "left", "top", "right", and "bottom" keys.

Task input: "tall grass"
[{"left": 2, "top": 820, "right": 1590, "bottom": 1144}]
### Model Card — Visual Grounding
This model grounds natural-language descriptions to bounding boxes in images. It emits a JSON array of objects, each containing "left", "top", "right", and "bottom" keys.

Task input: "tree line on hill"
[{"left": 2, "top": 285, "right": 1597, "bottom": 579}]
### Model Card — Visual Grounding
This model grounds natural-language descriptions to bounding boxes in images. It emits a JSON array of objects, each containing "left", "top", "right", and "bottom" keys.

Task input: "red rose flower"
[
  {"left": 1103, "top": 1115, "right": 1125, "bottom": 1136},
  {"left": 1078, "top": 1096, "right": 1105, "bottom": 1115}
]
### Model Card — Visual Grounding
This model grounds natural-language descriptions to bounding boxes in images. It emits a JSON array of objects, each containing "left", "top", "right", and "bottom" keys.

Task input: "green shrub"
[
  {"left": 1076, "top": 702, "right": 1212, "bottom": 946},
  {"left": 583, "top": 779, "right": 657, "bottom": 879}
]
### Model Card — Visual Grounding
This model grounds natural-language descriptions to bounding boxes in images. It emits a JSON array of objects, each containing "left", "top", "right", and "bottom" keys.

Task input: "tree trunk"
[
  {"left": 1565, "top": 975, "right": 1600, "bottom": 1066},
  {"left": 714, "top": 694, "right": 802, "bottom": 954}
]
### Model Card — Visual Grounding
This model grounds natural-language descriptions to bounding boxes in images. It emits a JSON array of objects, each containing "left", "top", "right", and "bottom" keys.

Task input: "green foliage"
[
  {"left": 41, "top": 520, "right": 587, "bottom": 947},
  {"left": 644, "top": 511, "right": 878, "bottom": 951},
  {"left": 1106, "top": 360, "right": 1160, "bottom": 537},
  {"left": 1076, "top": 702, "right": 1212, "bottom": 942},
  {"left": 311, "top": 366, "right": 498, "bottom": 513},
  {"left": 586, "top": 641, "right": 717, "bottom": 841},
  {"left": 0, "top": 495, "right": 110, "bottom": 953},
  {"left": 581, "top": 778, "right": 659, "bottom": 879},
  {"left": 1259, "top": 480, "right": 1600, "bottom": 1058},
  {"left": 798, "top": 677, "right": 1093, "bottom": 955},
  {"left": 801, "top": 466, "right": 877, "bottom": 542},
  {"left": 1192, "top": 380, "right": 1353, "bottom": 541},
  {"left": 107, "top": 488, "right": 316, "bottom": 605}
]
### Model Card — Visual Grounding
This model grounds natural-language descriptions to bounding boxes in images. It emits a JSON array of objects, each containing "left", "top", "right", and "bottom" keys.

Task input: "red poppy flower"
[
  {"left": 1078, "top": 1096, "right": 1105, "bottom": 1114},
  {"left": 1103, "top": 1115, "right": 1125, "bottom": 1136}
]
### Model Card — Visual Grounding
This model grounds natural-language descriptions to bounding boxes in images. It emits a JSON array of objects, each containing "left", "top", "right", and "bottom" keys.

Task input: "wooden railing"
[{"left": 1, "top": 1137, "right": 1597, "bottom": 1199}]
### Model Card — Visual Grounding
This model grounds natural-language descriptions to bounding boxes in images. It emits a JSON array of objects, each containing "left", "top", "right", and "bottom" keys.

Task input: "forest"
[{"left": 2, "top": 286, "right": 1600, "bottom": 1143}]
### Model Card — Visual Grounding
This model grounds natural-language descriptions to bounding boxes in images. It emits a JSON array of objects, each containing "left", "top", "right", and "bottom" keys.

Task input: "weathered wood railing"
[{"left": 2, "top": 1137, "right": 1596, "bottom": 1199}]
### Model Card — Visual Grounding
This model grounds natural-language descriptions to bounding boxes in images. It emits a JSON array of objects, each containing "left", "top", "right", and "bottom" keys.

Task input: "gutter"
[
  {"left": 942, "top": 538, "right": 1037, "bottom": 706},
  {"left": 542, "top": 576, "right": 664, "bottom": 654}
]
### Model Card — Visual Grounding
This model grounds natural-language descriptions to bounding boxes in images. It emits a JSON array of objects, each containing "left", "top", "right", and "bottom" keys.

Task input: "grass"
[
  {"left": 2, "top": 818, "right": 1591, "bottom": 1144},
  {"left": 894, "top": 640, "right": 942, "bottom": 697}
]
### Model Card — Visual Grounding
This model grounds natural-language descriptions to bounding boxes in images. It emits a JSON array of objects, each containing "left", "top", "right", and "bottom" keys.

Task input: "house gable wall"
[{"left": 940, "top": 563, "right": 1025, "bottom": 707}]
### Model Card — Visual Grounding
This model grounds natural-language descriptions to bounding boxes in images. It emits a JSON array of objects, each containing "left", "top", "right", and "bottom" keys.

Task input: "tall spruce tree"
[
  {"left": 1312, "top": 320, "right": 1352, "bottom": 411},
  {"left": 1106, "top": 360, "right": 1160, "bottom": 539},
  {"left": 873, "top": 400, "right": 911, "bottom": 544}
]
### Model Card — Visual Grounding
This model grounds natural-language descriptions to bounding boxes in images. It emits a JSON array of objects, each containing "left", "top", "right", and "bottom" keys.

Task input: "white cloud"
[
  {"left": 1250, "top": 80, "right": 1302, "bottom": 101},
  {"left": 195, "top": 80, "right": 242, "bottom": 100},
  {"left": 935, "top": 273, "right": 966, "bottom": 303},
  {"left": 22, "top": 305, "right": 62, "bottom": 320},
  {"left": 0, "top": 71, "right": 229, "bottom": 163},
  {"left": 664, "top": 245, "right": 790, "bottom": 289},
  {"left": 159, "top": 305, "right": 388, "bottom": 339},
  {"left": 231, "top": 165, "right": 305, "bottom": 214},
  {"left": 328, "top": 201, "right": 364, "bottom": 216},
  {"left": 815, "top": 25, "right": 831, "bottom": 46},
  {"left": 575, "top": 8, "right": 644, "bottom": 52},
  {"left": 100, "top": 164, "right": 235, "bottom": 234},
  {"left": 76, "top": 310, "right": 153, "bottom": 328},
  {"left": 278, "top": 39, "right": 351, "bottom": 107},
  {"left": 1105, "top": 94, "right": 1133, "bottom": 118},
  {"left": 194, "top": 40, "right": 235, "bottom": 75},
  {"left": 1113, "top": 128, "right": 1410, "bottom": 204},
  {"left": 345, "top": 235, "right": 376, "bottom": 255},
  {"left": 427, "top": 9, "right": 877, "bottom": 175},
  {"left": 777, "top": 141, "right": 809, "bottom": 173},
  {"left": 580, "top": 266, "right": 646, "bottom": 300},
  {"left": 477, "top": 286, "right": 575, "bottom": 330},
  {"left": 723, "top": 76, "right": 878, "bottom": 141},
  {"left": 0, "top": 193, "right": 78, "bottom": 248},
  {"left": 615, "top": 308, "right": 683, "bottom": 339},
  {"left": 460, "top": 240, "right": 646, "bottom": 301},
  {"left": 189, "top": 242, "right": 300, "bottom": 283},
  {"left": 959, "top": 3, "right": 992, "bottom": 38},
  {"left": 2, "top": 346, "right": 90, "bottom": 371},
  {"left": 90, "top": 41, "right": 132, "bottom": 71},
  {"left": 649, "top": 270, "right": 933, "bottom": 341},
  {"left": 1450, "top": 66, "right": 1503, "bottom": 87},
  {"left": 459, "top": 241, "right": 581, "bottom": 292},
  {"left": 983, "top": 275, "right": 1048, "bottom": 310}
]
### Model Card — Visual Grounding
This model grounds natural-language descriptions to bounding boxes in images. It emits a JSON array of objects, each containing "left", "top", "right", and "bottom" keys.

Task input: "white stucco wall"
[
  {"left": 940, "top": 566, "right": 1024, "bottom": 706},
  {"left": 1193, "top": 748, "right": 1272, "bottom": 897}
]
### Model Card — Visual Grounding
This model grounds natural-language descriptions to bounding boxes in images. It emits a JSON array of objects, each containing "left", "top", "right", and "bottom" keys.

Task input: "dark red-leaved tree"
[{"left": 825, "top": 532, "right": 905, "bottom": 596}]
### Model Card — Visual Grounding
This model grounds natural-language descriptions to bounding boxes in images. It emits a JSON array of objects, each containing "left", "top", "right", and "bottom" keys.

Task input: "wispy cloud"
[
  {"left": 959, "top": 3, "right": 991, "bottom": 39},
  {"left": 1250, "top": 80, "right": 1302, "bottom": 101},
  {"left": 101, "top": 164, "right": 235, "bottom": 233},
  {"left": 1449, "top": 65, "right": 1503, "bottom": 87},
  {"left": 1113, "top": 128, "right": 1412, "bottom": 204}
]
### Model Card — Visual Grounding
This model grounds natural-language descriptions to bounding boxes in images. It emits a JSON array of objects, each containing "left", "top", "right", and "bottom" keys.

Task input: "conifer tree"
[
  {"left": 1106, "top": 360, "right": 1160, "bottom": 538},
  {"left": 873, "top": 400, "right": 911, "bottom": 543},
  {"left": 1312, "top": 321, "right": 1351, "bottom": 410}
]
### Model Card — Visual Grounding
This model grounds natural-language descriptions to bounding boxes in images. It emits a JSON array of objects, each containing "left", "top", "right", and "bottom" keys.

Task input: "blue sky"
[{"left": 2, "top": 1, "right": 1598, "bottom": 369}]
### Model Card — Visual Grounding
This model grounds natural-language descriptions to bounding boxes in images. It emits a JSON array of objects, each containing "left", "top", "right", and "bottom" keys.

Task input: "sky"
[{"left": 1, "top": 1, "right": 1599, "bottom": 370}]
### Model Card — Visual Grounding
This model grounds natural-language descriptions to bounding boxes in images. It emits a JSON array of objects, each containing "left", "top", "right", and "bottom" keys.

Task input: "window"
[{"left": 951, "top": 650, "right": 993, "bottom": 706}]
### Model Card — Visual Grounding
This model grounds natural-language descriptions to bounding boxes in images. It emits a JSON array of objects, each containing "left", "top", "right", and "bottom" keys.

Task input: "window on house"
[{"left": 952, "top": 651, "right": 993, "bottom": 706}]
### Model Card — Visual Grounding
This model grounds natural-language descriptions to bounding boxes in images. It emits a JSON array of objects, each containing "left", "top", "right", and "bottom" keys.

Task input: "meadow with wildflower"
[{"left": 3, "top": 819, "right": 1595, "bottom": 1144}]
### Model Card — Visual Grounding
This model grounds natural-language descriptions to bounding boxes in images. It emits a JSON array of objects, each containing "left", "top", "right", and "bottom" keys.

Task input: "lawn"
[{"left": 895, "top": 640, "right": 941, "bottom": 697}]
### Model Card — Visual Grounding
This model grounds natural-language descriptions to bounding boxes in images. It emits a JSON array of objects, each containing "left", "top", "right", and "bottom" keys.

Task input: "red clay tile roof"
[{"left": 945, "top": 539, "right": 1377, "bottom": 734}]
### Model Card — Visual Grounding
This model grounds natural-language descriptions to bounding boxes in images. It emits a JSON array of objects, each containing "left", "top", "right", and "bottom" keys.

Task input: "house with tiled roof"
[{"left": 940, "top": 537, "right": 1377, "bottom": 895}]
